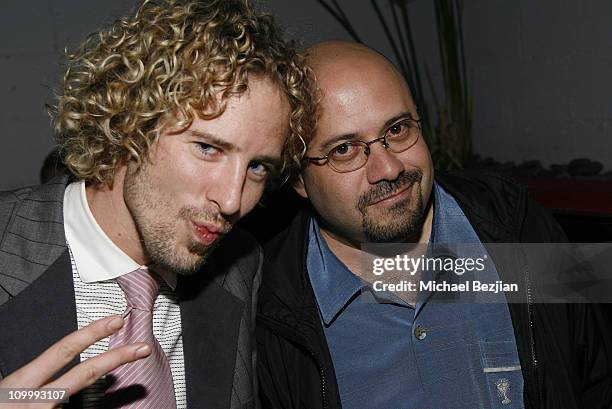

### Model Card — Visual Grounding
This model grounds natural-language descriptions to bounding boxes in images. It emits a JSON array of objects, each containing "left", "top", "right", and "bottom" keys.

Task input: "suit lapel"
[
  {"left": 178, "top": 269, "right": 244, "bottom": 409},
  {"left": 0, "top": 249, "right": 77, "bottom": 375},
  {"left": 0, "top": 178, "right": 85, "bottom": 406}
]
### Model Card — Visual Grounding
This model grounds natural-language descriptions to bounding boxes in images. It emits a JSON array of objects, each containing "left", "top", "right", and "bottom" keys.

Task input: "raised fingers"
[
  {"left": 2, "top": 315, "right": 124, "bottom": 388},
  {"left": 45, "top": 342, "right": 150, "bottom": 396}
]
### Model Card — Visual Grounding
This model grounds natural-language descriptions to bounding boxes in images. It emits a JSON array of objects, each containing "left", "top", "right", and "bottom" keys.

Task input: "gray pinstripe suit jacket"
[{"left": 0, "top": 176, "right": 261, "bottom": 408}]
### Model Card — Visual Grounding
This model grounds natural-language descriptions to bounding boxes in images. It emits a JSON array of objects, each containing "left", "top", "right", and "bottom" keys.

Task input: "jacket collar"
[
  {"left": 258, "top": 209, "right": 313, "bottom": 328},
  {"left": 435, "top": 171, "right": 526, "bottom": 242},
  {"left": 0, "top": 249, "right": 83, "bottom": 407},
  {"left": 177, "top": 266, "right": 244, "bottom": 408},
  {"left": 0, "top": 176, "right": 70, "bottom": 297}
]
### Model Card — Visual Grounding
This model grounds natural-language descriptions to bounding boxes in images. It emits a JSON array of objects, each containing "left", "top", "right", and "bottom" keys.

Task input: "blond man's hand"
[{"left": 0, "top": 315, "right": 150, "bottom": 408}]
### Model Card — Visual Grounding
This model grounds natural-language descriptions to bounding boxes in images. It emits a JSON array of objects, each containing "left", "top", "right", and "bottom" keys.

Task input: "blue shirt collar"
[
  {"left": 431, "top": 181, "right": 481, "bottom": 245},
  {"left": 306, "top": 217, "right": 367, "bottom": 325}
]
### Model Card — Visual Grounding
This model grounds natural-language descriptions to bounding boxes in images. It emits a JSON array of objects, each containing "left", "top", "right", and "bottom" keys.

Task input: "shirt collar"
[
  {"left": 63, "top": 181, "right": 177, "bottom": 289},
  {"left": 306, "top": 217, "right": 366, "bottom": 326}
]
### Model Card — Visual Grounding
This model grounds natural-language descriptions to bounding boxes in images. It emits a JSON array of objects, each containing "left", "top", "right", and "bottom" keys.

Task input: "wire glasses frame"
[{"left": 303, "top": 118, "right": 422, "bottom": 173}]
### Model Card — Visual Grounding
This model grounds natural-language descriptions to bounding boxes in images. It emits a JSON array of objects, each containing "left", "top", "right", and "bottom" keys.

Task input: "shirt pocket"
[{"left": 479, "top": 340, "right": 525, "bottom": 408}]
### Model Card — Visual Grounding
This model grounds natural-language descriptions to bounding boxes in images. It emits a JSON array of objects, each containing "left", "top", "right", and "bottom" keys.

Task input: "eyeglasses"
[{"left": 303, "top": 118, "right": 422, "bottom": 173}]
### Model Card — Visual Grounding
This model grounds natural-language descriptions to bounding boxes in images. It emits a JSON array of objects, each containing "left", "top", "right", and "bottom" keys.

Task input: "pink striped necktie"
[{"left": 105, "top": 268, "right": 177, "bottom": 409}]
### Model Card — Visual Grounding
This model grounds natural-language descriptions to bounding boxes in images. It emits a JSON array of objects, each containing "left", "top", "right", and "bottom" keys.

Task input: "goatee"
[{"left": 357, "top": 170, "right": 426, "bottom": 242}]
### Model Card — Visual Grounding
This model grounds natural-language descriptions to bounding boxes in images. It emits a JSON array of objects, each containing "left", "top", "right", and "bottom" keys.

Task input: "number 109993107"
[{"left": 0, "top": 388, "right": 68, "bottom": 403}]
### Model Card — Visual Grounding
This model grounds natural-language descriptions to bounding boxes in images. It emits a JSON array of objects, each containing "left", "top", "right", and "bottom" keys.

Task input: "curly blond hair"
[{"left": 51, "top": 0, "right": 315, "bottom": 185}]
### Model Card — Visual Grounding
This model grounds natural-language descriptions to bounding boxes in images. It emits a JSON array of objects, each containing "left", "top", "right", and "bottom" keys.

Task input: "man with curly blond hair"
[{"left": 0, "top": 0, "right": 315, "bottom": 408}]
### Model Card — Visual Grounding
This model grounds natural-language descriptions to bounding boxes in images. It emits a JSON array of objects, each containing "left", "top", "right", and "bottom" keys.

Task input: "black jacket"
[{"left": 256, "top": 171, "right": 612, "bottom": 409}]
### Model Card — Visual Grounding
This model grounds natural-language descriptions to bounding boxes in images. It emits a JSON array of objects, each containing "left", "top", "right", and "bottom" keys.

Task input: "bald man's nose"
[{"left": 365, "top": 144, "right": 404, "bottom": 184}]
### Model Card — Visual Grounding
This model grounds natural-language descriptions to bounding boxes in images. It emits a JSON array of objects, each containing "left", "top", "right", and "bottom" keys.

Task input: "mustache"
[
  {"left": 357, "top": 170, "right": 423, "bottom": 212},
  {"left": 179, "top": 206, "right": 233, "bottom": 234}
]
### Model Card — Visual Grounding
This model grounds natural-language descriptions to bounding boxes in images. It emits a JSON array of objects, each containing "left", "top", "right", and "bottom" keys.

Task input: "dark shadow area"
[
  {"left": 40, "top": 148, "right": 70, "bottom": 183},
  {"left": 238, "top": 184, "right": 307, "bottom": 244},
  {"left": 554, "top": 213, "right": 612, "bottom": 243},
  {"left": 103, "top": 375, "right": 147, "bottom": 407}
]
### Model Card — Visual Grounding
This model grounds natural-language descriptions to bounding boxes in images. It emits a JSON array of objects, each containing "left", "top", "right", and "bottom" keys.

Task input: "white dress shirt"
[{"left": 63, "top": 181, "right": 186, "bottom": 408}]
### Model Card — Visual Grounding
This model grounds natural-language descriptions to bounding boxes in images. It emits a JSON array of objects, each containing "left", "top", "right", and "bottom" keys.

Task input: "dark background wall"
[{"left": 1, "top": 0, "right": 611, "bottom": 190}]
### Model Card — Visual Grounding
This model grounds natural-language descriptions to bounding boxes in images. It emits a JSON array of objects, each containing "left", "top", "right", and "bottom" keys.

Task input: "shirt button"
[{"left": 414, "top": 325, "right": 427, "bottom": 340}]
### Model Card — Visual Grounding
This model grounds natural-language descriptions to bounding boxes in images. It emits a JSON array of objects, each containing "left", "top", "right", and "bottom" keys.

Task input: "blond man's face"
[{"left": 124, "top": 77, "right": 290, "bottom": 275}]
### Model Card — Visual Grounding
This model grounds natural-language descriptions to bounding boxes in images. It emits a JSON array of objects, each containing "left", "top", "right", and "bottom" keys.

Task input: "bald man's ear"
[{"left": 291, "top": 173, "right": 308, "bottom": 199}]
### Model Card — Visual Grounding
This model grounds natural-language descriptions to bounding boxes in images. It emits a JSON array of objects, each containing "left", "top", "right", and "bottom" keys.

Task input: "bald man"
[{"left": 255, "top": 41, "right": 612, "bottom": 409}]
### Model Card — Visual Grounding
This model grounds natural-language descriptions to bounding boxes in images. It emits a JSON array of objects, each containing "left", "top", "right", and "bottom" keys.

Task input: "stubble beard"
[
  {"left": 358, "top": 170, "right": 426, "bottom": 243},
  {"left": 123, "top": 164, "right": 227, "bottom": 276}
]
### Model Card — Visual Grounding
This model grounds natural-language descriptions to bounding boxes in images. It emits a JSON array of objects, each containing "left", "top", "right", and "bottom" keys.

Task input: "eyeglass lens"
[{"left": 329, "top": 120, "right": 420, "bottom": 172}]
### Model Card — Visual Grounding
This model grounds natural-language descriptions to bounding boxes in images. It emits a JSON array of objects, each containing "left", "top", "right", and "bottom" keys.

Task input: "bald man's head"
[
  {"left": 295, "top": 41, "right": 434, "bottom": 246},
  {"left": 307, "top": 41, "right": 397, "bottom": 69},
  {"left": 307, "top": 41, "right": 388, "bottom": 68},
  {"left": 306, "top": 41, "right": 414, "bottom": 114}
]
